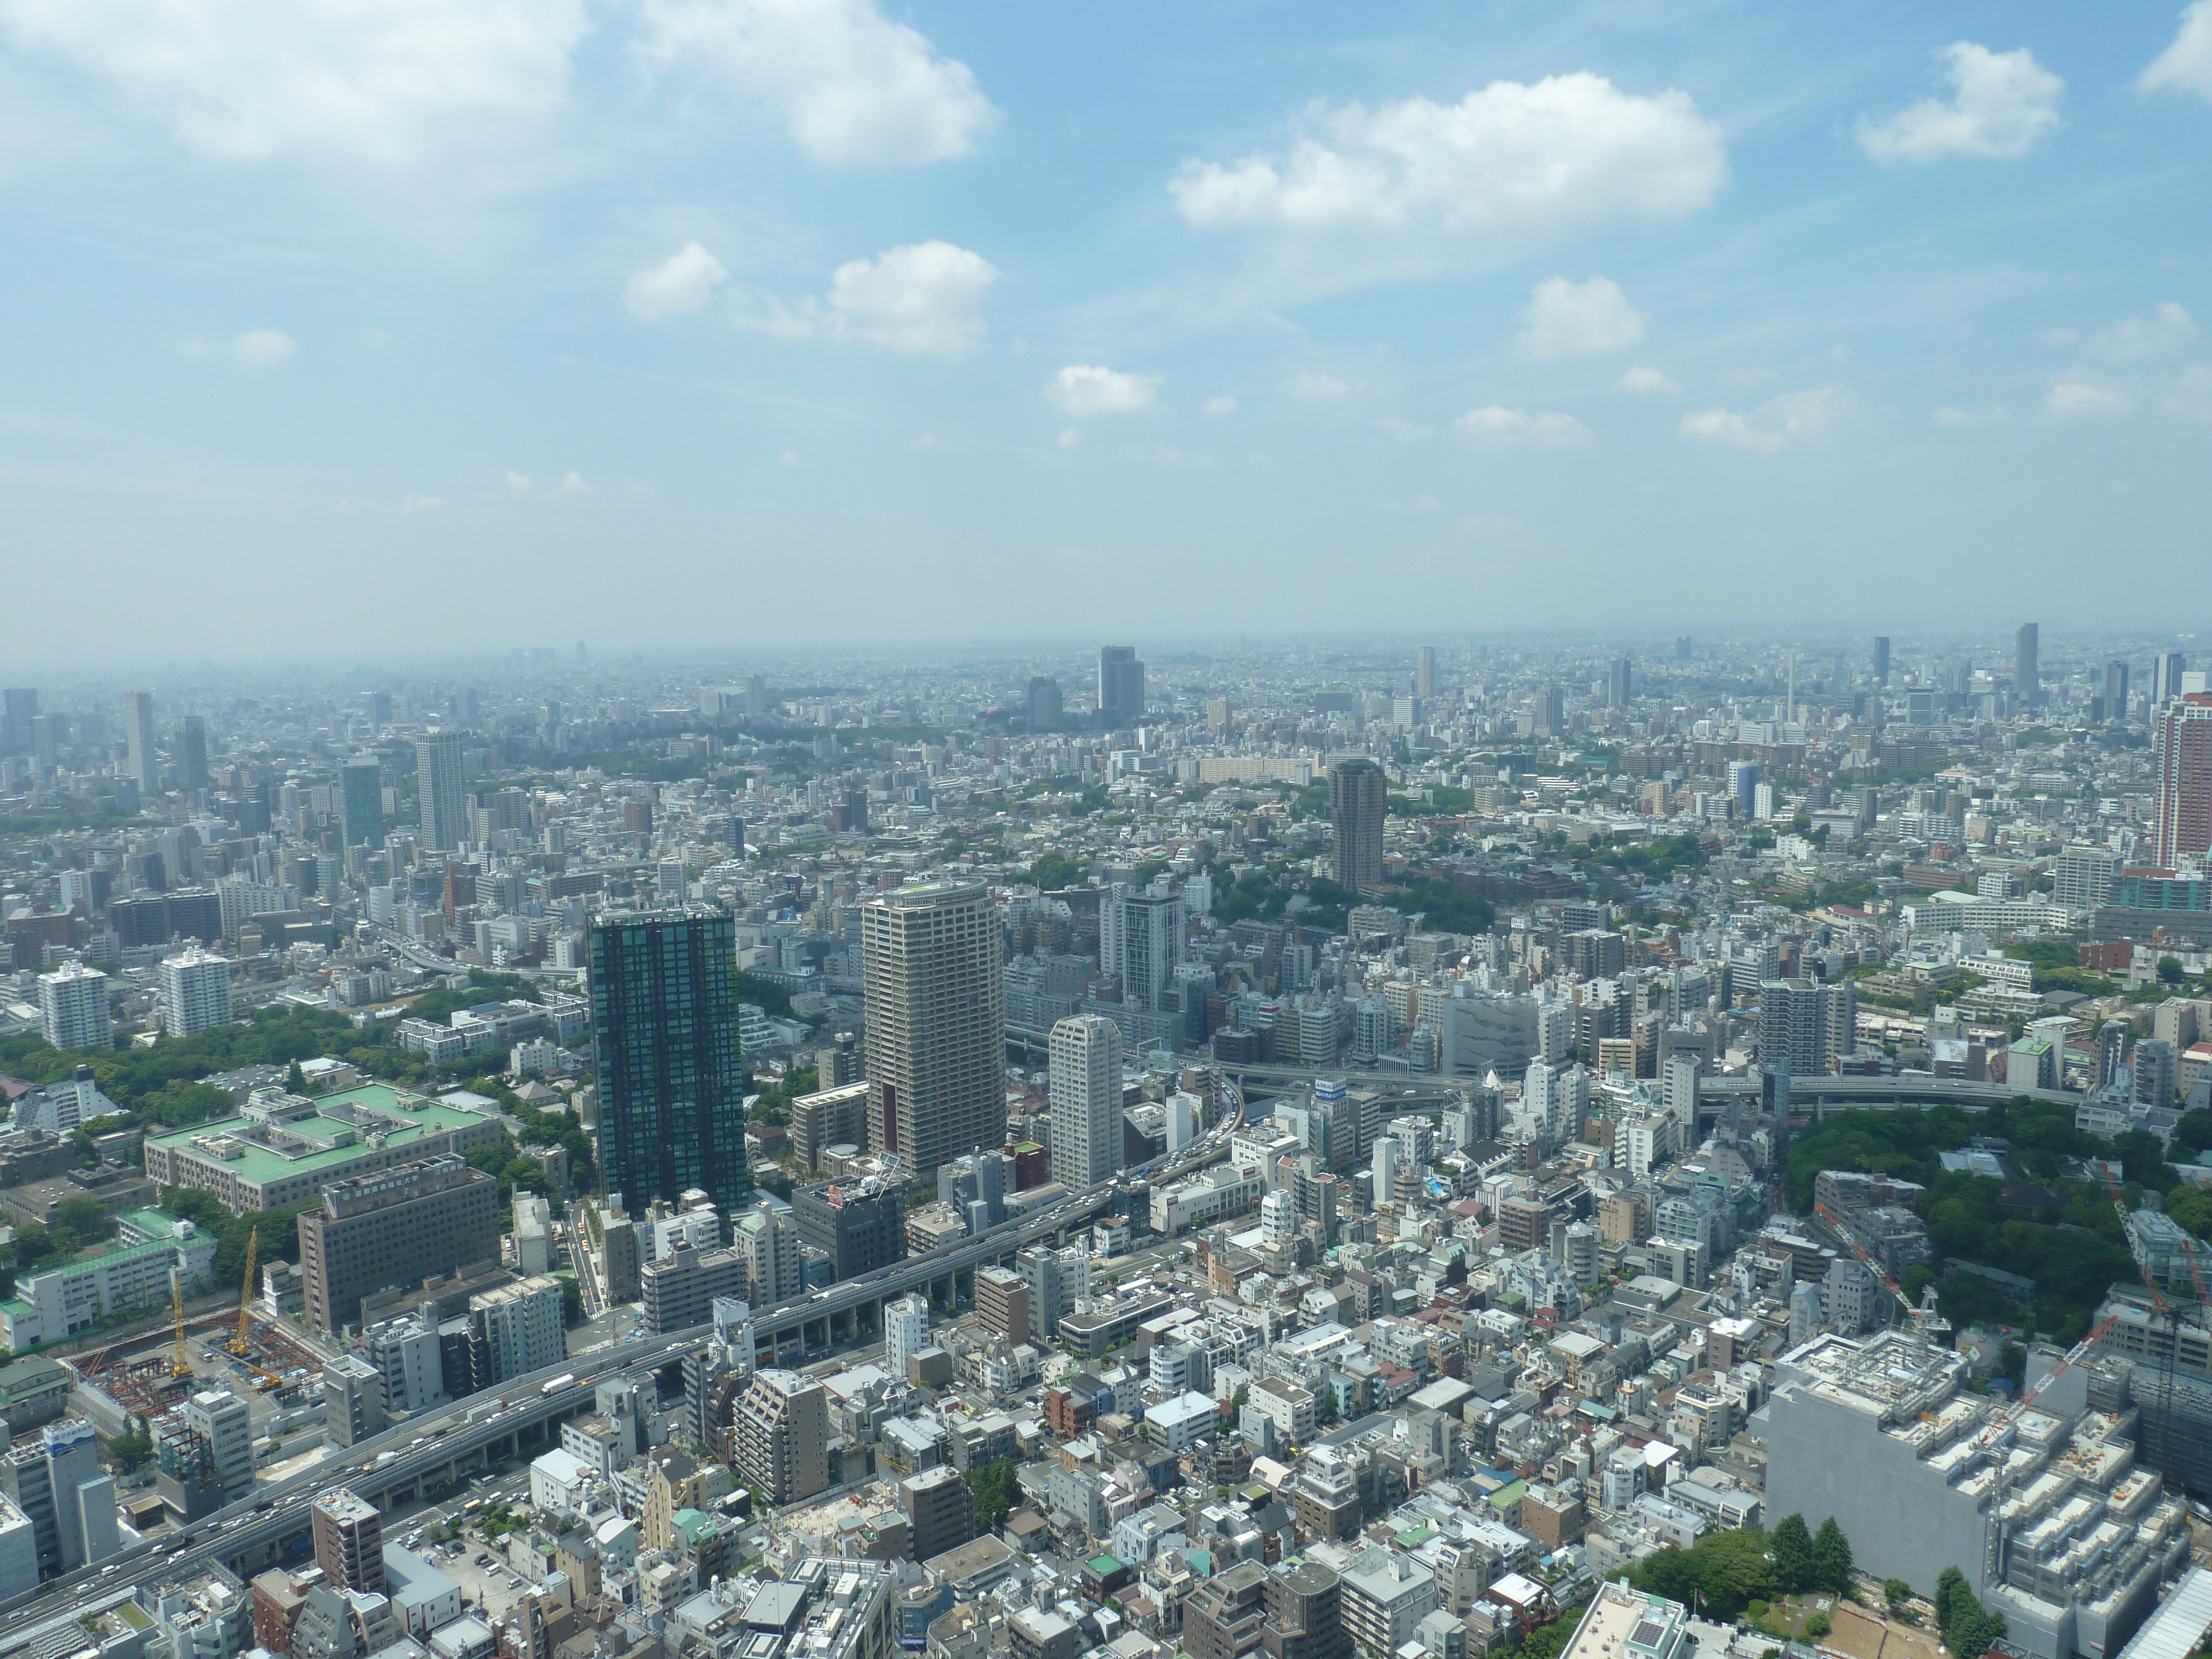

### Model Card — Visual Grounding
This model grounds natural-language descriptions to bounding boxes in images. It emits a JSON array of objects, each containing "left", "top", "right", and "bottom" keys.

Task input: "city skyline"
[{"left": 2, "top": 3, "right": 2210, "bottom": 657}]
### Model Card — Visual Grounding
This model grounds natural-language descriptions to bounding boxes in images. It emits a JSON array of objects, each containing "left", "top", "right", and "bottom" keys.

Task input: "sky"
[{"left": 3, "top": 0, "right": 2211, "bottom": 667}]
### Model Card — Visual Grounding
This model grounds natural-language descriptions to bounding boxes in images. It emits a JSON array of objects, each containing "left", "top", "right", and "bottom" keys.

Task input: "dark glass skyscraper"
[
  {"left": 589, "top": 908, "right": 747, "bottom": 1216},
  {"left": 341, "top": 758, "right": 384, "bottom": 849}
]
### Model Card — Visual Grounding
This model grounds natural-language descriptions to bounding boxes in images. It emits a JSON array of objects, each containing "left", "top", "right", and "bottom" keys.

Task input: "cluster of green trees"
[
  {"left": 1783, "top": 1098, "right": 2183, "bottom": 1341},
  {"left": 1387, "top": 874, "right": 1497, "bottom": 936},
  {"left": 747, "top": 1066, "right": 821, "bottom": 1130},
  {"left": 1933, "top": 1566, "right": 2008, "bottom": 1659},
  {"left": 1624, "top": 1516, "right": 1851, "bottom": 1621},
  {"left": 965, "top": 1458, "right": 1022, "bottom": 1531},
  {"left": 0, "top": 1197, "right": 121, "bottom": 1297}
]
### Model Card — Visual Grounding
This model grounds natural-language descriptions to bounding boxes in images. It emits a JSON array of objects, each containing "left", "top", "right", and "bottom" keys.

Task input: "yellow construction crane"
[
  {"left": 232, "top": 1226, "right": 259, "bottom": 1358},
  {"left": 170, "top": 1273, "right": 191, "bottom": 1380}
]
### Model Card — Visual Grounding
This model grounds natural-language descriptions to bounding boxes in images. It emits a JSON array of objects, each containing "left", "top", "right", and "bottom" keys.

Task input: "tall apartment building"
[
  {"left": 883, "top": 1295, "right": 929, "bottom": 1379},
  {"left": 975, "top": 1267, "right": 1029, "bottom": 1343},
  {"left": 862, "top": 881, "right": 1005, "bottom": 1178},
  {"left": 2015, "top": 621, "right": 2040, "bottom": 706},
  {"left": 124, "top": 691, "right": 159, "bottom": 793},
  {"left": 900, "top": 1465, "right": 975, "bottom": 1564},
  {"left": 790, "top": 1081, "right": 870, "bottom": 1172},
  {"left": 731, "top": 1370, "right": 830, "bottom": 1505},
  {"left": 641, "top": 1241, "right": 749, "bottom": 1337},
  {"left": 341, "top": 758, "right": 385, "bottom": 849},
  {"left": 1048, "top": 1014, "right": 1122, "bottom": 1190},
  {"left": 1759, "top": 978, "right": 1855, "bottom": 1076},
  {"left": 1328, "top": 760, "right": 1387, "bottom": 891},
  {"left": 1098, "top": 646, "right": 1145, "bottom": 728},
  {"left": 2053, "top": 846, "right": 2120, "bottom": 912},
  {"left": 731, "top": 1198, "right": 805, "bottom": 1310},
  {"left": 159, "top": 947, "right": 233, "bottom": 1038},
  {"left": 468, "top": 1276, "right": 565, "bottom": 1385},
  {"left": 1099, "top": 885, "right": 1186, "bottom": 1013},
  {"left": 590, "top": 908, "right": 748, "bottom": 1215},
  {"left": 38, "top": 962, "right": 109, "bottom": 1052},
  {"left": 413, "top": 729, "right": 467, "bottom": 852},
  {"left": 297, "top": 1156, "right": 499, "bottom": 1331},
  {"left": 310, "top": 1489, "right": 385, "bottom": 1595},
  {"left": 320, "top": 1355, "right": 387, "bottom": 1448},
  {"left": 2153, "top": 694, "right": 2212, "bottom": 872}
]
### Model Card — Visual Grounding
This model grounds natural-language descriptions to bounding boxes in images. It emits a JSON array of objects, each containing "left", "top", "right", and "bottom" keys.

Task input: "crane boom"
[
  {"left": 170, "top": 1272, "right": 191, "bottom": 1380},
  {"left": 232, "top": 1225, "right": 259, "bottom": 1357}
]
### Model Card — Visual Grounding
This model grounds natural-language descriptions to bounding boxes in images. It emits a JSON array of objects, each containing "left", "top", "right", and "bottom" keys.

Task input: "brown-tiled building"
[{"left": 298, "top": 1155, "right": 498, "bottom": 1331}]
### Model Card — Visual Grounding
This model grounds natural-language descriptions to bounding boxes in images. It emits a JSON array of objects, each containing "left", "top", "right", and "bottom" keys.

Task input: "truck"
[{"left": 540, "top": 1373, "right": 576, "bottom": 1396}]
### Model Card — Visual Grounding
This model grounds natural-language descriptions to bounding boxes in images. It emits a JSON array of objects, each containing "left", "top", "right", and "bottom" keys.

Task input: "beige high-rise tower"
[
  {"left": 1049, "top": 1014, "right": 1121, "bottom": 1190},
  {"left": 862, "top": 879, "right": 1005, "bottom": 1177}
]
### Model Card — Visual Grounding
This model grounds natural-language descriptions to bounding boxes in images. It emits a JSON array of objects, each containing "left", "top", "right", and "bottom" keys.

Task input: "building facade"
[{"left": 861, "top": 881, "right": 1005, "bottom": 1178}]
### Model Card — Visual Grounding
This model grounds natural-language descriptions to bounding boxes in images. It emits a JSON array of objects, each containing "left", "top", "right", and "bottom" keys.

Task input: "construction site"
[{"left": 71, "top": 1229, "right": 328, "bottom": 1428}]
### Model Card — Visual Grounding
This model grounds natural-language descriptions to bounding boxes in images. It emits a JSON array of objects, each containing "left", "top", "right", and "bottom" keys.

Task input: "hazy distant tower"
[
  {"left": 1329, "top": 759, "right": 1387, "bottom": 891},
  {"left": 414, "top": 731, "right": 468, "bottom": 852},
  {"left": 2016, "top": 623, "right": 2039, "bottom": 707},
  {"left": 1872, "top": 637, "right": 1891, "bottom": 685},
  {"left": 124, "top": 691, "right": 159, "bottom": 794},
  {"left": 1416, "top": 646, "right": 1437, "bottom": 701},
  {"left": 1097, "top": 646, "right": 1145, "bottom": 729}
]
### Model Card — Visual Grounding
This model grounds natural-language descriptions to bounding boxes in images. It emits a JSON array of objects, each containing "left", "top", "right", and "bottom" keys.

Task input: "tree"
[
  {"left": 1811, "top": 1516, "right": 1853, "bottom": 1594},
  {"left": 2159, "top": 956, "right": 2187, "bottom": 986},
  {"left": 1883, "top": 1579, "right": 1913, "bottom": 1607},
  {"left": 286, "top": 1059, "right": 310, "bottom": 1095},
  {"left": 1770, "top": 1512, "right": 1816, "bottom": 1594},
  {"left": 1805, "top": 1611, "right": 1833, "bottom": 1641},
  {"left": 965, "top": 1458, "right": 1021, "bottom": 1532}
]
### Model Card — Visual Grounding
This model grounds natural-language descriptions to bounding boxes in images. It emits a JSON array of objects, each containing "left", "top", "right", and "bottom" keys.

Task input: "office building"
[
  {"left": 1049, "top": 1015, "right": 1122, "bottom": 1190},
  {"left": 1099, "top": 884, "right": 1185, "bottom": 1013},
  {"left": 159, "top": 948, "right": 233, "bottom": 1039},
  {"left": 297, "top": 1155, "right": 499, "bottom": 1331},
  {"left": 1, "top": 686, "right": 35, "bottom": 750},
  {"left": 900, "top": 1465, "right": 974, "bottom": 1564},
  {"left": 1098, "top": 646, "right": 1145, "bottom": 728},
  {"left": 794, "top": 1170, "right": 907, "bottom": 1280},
  {"left": 590, "top": 908, "right": 748, "bottom": 1215},
  {"left": 1416, "top": 646, "right": 1437, "bottom": 701},
  {"left": 2153, "top": 695, "right": 2212, "bottom": 872},
  {"left": 1026, "top": 675, "right": 1062, "bottom": 732},
  {"left": 183, "top": 1390, "right": 254, "bottom": 1505},
  {"left": 2016, "top": 621, "right": 2039, "bottom": 706},
  {"left": 7, "top": 1416, "right": 105, "bottom": 1579},
  {"left": 1727, "top": 760, "right": 1761, "bottom": 821},
  {"left": 310, "top": 1489, "right": 385, "bottom": 1596},
  {"left": 1608, "top": 657, "right": 1631, "bottom": 708},
  {"left": 125, "top": 691, "right": 159, "bottom": 793},
  {"left": 414, "top": 730, "right": 467, "bottom": 852},
  {"left": 38, "top": 962, "right": 109, "bottom": 1052},
  {"left": 731, "top": 1370, "right": 830, "bottom": 1505},
  {"left": 341, "top": 758, "right": 385, "bottom": 849},
  {"left": 1329, "top": 760, "right": 1387, "bottom": 891},
  {"left": 1871, "top": 635, "right": 1890, "bottom": 684},
  {"left": 862, "top": 881, "right": 1005, "bottom": 1178},
  {"left": 790, "top": 1079, "right": 870, "bottom": 1172},
  {"left": 2106, "top": 660, "right": 2132, "bottom": 722},
  {"left": 731, "top": 1199, "right": 804, "bottom": 1310},
  {"left": 2155, "top": 651, "right": 2189, "bottom": 706}
]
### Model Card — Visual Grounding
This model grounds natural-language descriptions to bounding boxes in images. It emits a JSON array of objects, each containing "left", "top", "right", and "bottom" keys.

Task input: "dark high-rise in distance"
[
  {"left": 1329, "top": 759, "right": 1387, "bottom": 892},
  {"left": 2016, "top": 622, "right": 2039, "bottom": 707},
  {"left": 1098, "top": 646, "right": 1145, "bottom": 729},
  {"left": 590, "top": 908, "right": 748, "bottom": 1215}
]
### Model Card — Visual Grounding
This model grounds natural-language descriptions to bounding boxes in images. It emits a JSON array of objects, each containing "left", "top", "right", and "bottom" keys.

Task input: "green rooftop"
[{"left": 146, "top": 1082, "right": 500, "bottom": 1187}]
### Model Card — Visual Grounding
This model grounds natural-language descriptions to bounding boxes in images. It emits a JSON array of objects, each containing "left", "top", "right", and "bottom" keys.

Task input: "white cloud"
[
  {"left": 2043, "top": 378, "right": 2128, "bottom": 419},
  {"left": 401, "top": 493, "right": 443, "bottom": 514},
  {"left": 1169, "top": 73, "right": 1724, "bottom": 273},
  {"left": 1615, "top": 366, "right": 1679, "bottom": 394},
  {"left": 1678, "top": 387, "right": 1849, "bottom": 451},
  {"left": 633, "top": 0, "right": 997, "bottom": 164},
  {"left": 2141, "top": 1, "right": 2212, "bottom": 99},
  {"left": 1056, "top": 427, "right": 1081, "bottom": 450},
  {"left": 824, "top": 241, "right": 997, "bottom": 355},
  {"left": 1934, "top": 405, "right": 2010, "bottom": 426},
  {"left": 1855, "top": 42, "right": 2063, "bottom": 163},
  {"left": 1715, "top": 366, "right": 1777, "bottom": 387},
  {"left": 179, "top": 328, "right": 295, "bottom": 368},
  {"left": 1378, "top": 416, "right": 1434, "bottom": 442},
  {"left": 1202, "top": 396, "right": 1238, "bottom": 416},
  {"left": 1281, "top": 371, "right": 1350, "bottom": 401},
  {"left": 731, "top": 240, "right": 998, "bottom": 356},
  {"left": 1047, "top": 365, "right": 1161, "bottom": 417},
  {"left": 0, "top": 0, "right": 589, "bottom": 166},
  {"left": 2089, "top": 301, "right": 2198, "bottom": 361},
  {"left": 557, "top": 471, "right": 588, "bottom": 493},
  {"left": 1516, "top": 275, "right": 1647, "bottom": 358},
  {"left": 625, "top": 241, "right": 729, "bottom": 321},
  {"left": 506, "top": 471, "right": 533, "bottom": 491},
  {"left": 1452, "top": 405, "right": 1594, "bottom": 447}
]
